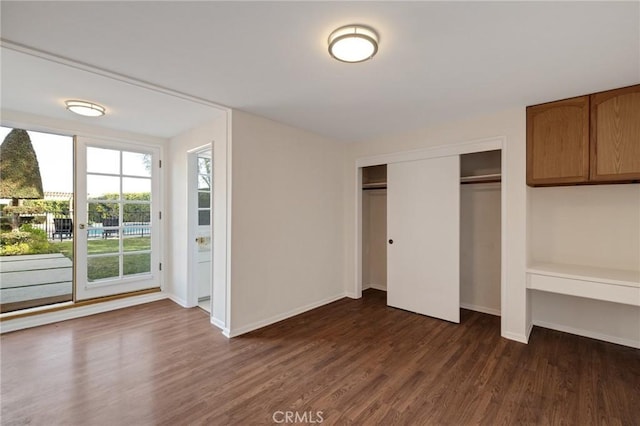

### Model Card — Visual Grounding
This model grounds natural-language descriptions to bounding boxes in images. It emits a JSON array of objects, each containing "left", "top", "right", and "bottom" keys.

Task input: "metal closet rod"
[{"left": 362, "top": 173, "right": 501, "bottom": 190}]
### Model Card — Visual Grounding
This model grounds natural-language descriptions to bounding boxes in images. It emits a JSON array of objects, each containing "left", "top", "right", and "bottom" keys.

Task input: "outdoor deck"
[{"left": 0, "top": 253, "right": 72, "bottom": 313}]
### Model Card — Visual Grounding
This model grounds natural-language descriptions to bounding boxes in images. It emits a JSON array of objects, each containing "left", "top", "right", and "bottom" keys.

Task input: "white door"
[
  {"left": 195, "top": 151, "right": 212, "bottom": 301},
  {"left": 75, "top": 137, "right": 161, "bottom": 300},
  {"left": 387, "top": 156, "right": 460, "bottom": 323}
]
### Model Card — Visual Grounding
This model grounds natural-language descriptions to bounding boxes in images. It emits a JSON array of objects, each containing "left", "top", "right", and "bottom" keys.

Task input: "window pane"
[
  {"left": 123, "top": 177, "right": 151, "bottom": 195},
  {"left": 198, "top": 175, "right": 210, "bottom": 190},
  {"left": 124, "top": 253, "right": 151, "bottom": 276},
  {"left": 88, "top": 237, "right": 120, "bottom": 255},
  {"left": 123, "top": 151, "right": 152, "bottom": 177},
  {"left": 199, "top": 209, "right": 210, "bottom": 226},
  {"left": 123, "top": 230, "right": 151, "bottom": 249},
  {"left": 198, "top": 157, "right": 211, "bottom": 175},
  {"left": 87, "top": 147, "right": 119, "bottom": 174},
  {"left": 87, "top": 203, "right": 119, "bottom": 225},
  {"left": 198, "top": 191, "right": 210, "bottom": 208},
  {"left": 123, "top": 203, "right": 151, "bottom": 224},
  {"left": 88, "top": 256, "right": 120, "bottom": 281},
  {"left": 88, "top": 175, "right": 120, "bottom": 199}
]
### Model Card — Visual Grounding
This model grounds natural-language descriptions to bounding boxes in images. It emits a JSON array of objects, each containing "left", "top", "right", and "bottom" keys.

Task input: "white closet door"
[{"left": 387, "top": 156, "right": 460, "bottom": 323}]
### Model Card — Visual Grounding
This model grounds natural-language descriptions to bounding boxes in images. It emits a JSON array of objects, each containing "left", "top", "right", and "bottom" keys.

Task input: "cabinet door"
[
  {"left": 526, "top": 96, "right": 590, "bottom": 186},
  {"left": 387, "top": 156, "right": 460, "bottom": 323},
  {"left": 590, "top": 85, "right": 640, "bottom": 182}
]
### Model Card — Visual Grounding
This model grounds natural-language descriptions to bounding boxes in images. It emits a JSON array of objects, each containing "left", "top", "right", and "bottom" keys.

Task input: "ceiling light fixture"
[
  {"left": 328, "top": 25, "right": 379, "bottom": 63},
  {"left": 65, "top": 100, "right": 106, "bottom": 117}
]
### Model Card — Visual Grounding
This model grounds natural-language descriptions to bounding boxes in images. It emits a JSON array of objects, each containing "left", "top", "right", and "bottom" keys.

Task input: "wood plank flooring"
[{"left": 1, "top": 289, "right": 639, "bottom": 425}]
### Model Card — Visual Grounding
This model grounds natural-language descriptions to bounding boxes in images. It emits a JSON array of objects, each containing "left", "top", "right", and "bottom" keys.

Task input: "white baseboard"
[
  {"left": 1, "top": 292, "right": 169, "bottom": 334},
  {"left": 526, "top": 321, "right": 534, "bottom": 341},
  {"left": 167, "top": 294, "right": 190, "bottom": 308},
  {"left": 368, "top": 283, "right": 387, "bottom": 292},
  {"left": 226, "top": 292, "right": 346, "bottom": 338},
  {"left": 501, "top": 331, "right": 529, "bottom": 344},
  {"left": 211, "top": 317, "right": 225, "bottom": 330},
  {"left": 460, "top": 303, "right": 500, "bottom": 316},
  {"left": 345, "top": 292, "right": 359, "bottom": 299},
  {"left": 533, "top": 320, "right": 640, "bottom": 349}
]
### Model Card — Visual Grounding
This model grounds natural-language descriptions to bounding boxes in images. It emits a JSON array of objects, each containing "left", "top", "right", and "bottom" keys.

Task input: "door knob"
[{"left": 388, "top": 239, "right": 393, "bottom": 244}]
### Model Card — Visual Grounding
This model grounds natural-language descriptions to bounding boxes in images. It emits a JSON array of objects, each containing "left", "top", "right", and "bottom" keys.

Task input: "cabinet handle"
[{"left": 388, "top": 239, "right": 393, "bottom": 244}]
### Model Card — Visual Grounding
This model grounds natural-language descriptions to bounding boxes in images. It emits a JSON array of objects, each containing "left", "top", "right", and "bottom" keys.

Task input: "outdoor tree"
[{"left": 0, "top": 129, "right": 44, "bottom": 230}]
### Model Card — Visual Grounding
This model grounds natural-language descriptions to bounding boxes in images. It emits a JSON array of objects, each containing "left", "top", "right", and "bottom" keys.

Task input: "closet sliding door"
[{"left": 387, "top": 156, "right": 460, "bottom": 323}]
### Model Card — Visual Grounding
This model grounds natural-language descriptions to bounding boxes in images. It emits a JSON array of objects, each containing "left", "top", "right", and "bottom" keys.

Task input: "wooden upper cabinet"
[
  {"left": 527, "top": 96, "right": 590, "bottom": 186},
  {"left": 527, "top": 84, "right": 640, "bottom": 186},
  {"left": 590, "top": 85, "right": 640, "bottom": 182}
]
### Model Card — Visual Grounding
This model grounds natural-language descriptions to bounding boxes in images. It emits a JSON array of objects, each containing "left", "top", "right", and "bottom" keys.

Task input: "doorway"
[{"left": 188, "top": 146, "right": 212, "bottom": 313}]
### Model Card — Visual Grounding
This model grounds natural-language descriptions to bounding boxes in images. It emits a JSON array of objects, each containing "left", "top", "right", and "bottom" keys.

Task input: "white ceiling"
[
  {"left": 1, "top": 48, "right": 225, "bottom": 139},
  {"left": 1, "top": 1, "right": 639, "bottom": 142}
]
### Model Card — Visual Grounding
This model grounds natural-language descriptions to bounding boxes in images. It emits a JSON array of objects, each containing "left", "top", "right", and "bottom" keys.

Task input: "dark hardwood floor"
[{"left": 1, "top": 289, "right": 639, "bottom": 425}]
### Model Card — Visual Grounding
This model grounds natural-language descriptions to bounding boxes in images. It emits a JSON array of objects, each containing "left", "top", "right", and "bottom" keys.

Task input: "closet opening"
[
  {"left": 361, "top": 165, "right": 387, "bottom": 300},
  {"left": 359, "top": 149, "right": 502, "bottom": 326},
  {"left": 460, "top": 150, "right": 502, "bottom": 319}
]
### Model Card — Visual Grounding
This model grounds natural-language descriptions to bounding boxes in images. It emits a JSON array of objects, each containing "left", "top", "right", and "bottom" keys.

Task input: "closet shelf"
[
  {"left": 460, "top": 173, "right": 501, "bottom": 184},
  {"left": 527, "top": 262, "right": 640, "bottom": 307}
]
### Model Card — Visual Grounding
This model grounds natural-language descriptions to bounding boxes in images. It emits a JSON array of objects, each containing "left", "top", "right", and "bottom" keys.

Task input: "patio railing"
[{"left": 11, "top": 213, "right": 151, "bottom": 240}]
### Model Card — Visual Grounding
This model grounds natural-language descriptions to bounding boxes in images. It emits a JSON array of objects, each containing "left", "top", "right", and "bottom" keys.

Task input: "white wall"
[
  {"left": 529, "top": 184, "right": 640, "bottom": 270},
  {"left": 228, "top": 110, "right": 346, "bottom": 336},
  {"left": 167, "top": 114, "right": 228, "bottom": 328},
  {"left": 460, "top": 182, "right": 501, "bottom": 315},
  {"left": 362, "top": 190, "right": 387, "bottom": 291},
  {"left": 345, "top": 107, "right": 529, "bottom": 342}
]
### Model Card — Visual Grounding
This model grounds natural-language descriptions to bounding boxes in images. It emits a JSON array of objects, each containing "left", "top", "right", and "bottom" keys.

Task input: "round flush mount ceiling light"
[
  {"left": 328, "top": 25, "right": 378, "bottom": 63},
  {"left": 65, "top": 100, "right": 106, "bottom": 117}
]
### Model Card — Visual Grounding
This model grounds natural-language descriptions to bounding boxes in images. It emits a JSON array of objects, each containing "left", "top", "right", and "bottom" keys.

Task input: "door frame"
[
  {"left": 187, "top": 144, "right": 213, "bottom": 310},
  {"left": 354, "top": 137, "right": 507, "bottom": 330}
]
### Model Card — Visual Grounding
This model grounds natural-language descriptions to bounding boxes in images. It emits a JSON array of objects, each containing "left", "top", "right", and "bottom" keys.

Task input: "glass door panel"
[{"left": 75, "top": 137, "right": 160, "bottom": 300}]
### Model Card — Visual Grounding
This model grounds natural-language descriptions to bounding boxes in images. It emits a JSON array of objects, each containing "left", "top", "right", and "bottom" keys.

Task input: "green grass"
[{"left": 52, "top": 237, "right": 151, "bottom": 281}]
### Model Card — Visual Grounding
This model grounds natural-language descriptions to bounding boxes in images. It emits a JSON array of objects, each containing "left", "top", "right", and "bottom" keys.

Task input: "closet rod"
[
  {"left": 362, "top": 182, "right": 387, "bottom": 190},
  {"left": 460, "top": 173, "right": 501, "bottom": 184}
]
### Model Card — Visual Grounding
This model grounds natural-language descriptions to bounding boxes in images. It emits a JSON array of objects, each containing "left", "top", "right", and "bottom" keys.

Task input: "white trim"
[
  {"left": 367, "top": 283, "right": 387, "bottom": 292},
  {"left": 226, "top": 293, "right": 346, "bottom": 338},
  {"left": 345, "top": 292, "right": 358, "bottom": 299},
  {"left": 168, "top": 294, "right": 189, "bottom": 308},
  {"left": 532, "top": 320, "right": 640, "bottom": 349},
  {"left": 1, "top": 40, "right": 229, "bottom": 113},
  {"left": 499, "top": 141, "right": 509, "bottom": 340},
  {"left": 502, "top": 331, "right": 529, "bottom": 344},
  {"left": 355, "top": 137, "right": 503, "bottom": 168},
  {"left": 0, "top": 292, "right": 168, "bottom": 333},
  {"left": 460, "top": 303, "right": 501, "bottom": 316},
  {"left": 223, "top": 112, "right": 233, "bottom": 332},
  {"left": 526, "top": 320, "right": 534, "bottom": 341},
  {"left": 211, "top": 317, "right": 225, "bottom": 330}
]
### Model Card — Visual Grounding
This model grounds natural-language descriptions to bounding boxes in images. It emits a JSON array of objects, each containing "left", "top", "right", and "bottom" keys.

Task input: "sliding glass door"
[{"left": 75, "top": 137, "right": 161, "bottom": 300}]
